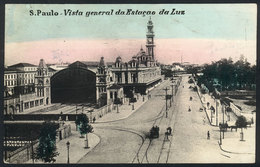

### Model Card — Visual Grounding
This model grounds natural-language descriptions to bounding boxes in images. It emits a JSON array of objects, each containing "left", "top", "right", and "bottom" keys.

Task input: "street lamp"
[
  {"left": 66, "top": 141, "right": 70, "bottom": 164},
  {"left": 219, "top": 128, "right": 222, "bottom": 145}
]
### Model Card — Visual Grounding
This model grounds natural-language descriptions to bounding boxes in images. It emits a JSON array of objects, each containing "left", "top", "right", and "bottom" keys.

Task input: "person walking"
[{"left": 207, "top": 131, "right": 210, "bottom": 140}]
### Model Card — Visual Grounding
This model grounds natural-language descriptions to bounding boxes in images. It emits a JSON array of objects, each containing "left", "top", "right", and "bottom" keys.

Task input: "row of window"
[
  {"left": 24, "top": 67, "right": 37, "bottom": 71},
  {"left": 24, "top": 99, "right": 43, "bottom": 109},
  {"left": 4, "top": 79, "right": 35, "bottom": 86},
  {"left": 4, "top": 73, "right": 36, "bottom": 79},
  {"left": 98, "top": 87, "right": 106, "bottom": 93}
]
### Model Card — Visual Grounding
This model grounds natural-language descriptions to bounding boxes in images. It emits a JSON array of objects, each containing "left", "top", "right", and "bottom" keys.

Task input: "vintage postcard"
[{"left": 4, "top": 4, "right": 256, "bottom": 164}]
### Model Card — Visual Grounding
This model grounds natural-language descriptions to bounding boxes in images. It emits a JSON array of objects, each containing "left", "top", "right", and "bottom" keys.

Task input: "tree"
[
  {"left": 75, "top": 114, "right": 93, "bottom": 148},
  {"left": 35, "top": 121, "right": 59, "bottom": 163},
  {"left": 235, "top": 115, "right": 247, "bottom": 132}
]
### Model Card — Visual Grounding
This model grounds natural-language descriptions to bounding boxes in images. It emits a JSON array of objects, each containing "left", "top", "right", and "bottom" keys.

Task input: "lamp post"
[
  {"left": 88, "top": 109, "right": 94, "bottom": 123},
  {"left": 210, "top": 107, "right": 213, "bottom": 123},
  {"left": 216, "top": 100, "right": 218, "bottom": 126},
  {"left": 219, "top": 128, "right": 222, "bottom": 145},
  {"left": 222, "top": 105, "right": 225, "bottom": 139},
  {"left": 66, "top": 141, "right": 70, "bottom": 164}
]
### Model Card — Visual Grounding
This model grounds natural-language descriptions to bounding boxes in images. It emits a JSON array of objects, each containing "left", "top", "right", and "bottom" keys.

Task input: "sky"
[{"left": 5, "top": 4, "right": 257, "bottom": 66}]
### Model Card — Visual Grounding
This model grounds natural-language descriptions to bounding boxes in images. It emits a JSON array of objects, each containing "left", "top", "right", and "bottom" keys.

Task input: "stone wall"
[
  {"left": 86, "top": 103, "right": 113, "bottom": 122},
  {"left": 5, "top": 140, "right": 38, "bottom": 164},
  {"left": 5, "top": 124, "right": 72, "bottom": 164}
]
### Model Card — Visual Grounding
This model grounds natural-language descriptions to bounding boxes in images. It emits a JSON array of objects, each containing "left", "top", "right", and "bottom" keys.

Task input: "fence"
[
  {"left": 86, "top": 103, "right": 113, "bottom": 122},
  {"left": 229, "top": 102, "right": 242, "bottom": 117},
  {"left": 5, "top": 123, "right": 72, "bottom": 164},
  {"left": 4, "top": 139, "right": 38, "bottom": 164}
]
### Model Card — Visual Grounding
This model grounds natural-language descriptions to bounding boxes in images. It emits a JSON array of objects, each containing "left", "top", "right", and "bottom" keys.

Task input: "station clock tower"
[{"left": 146, "top": 17, "right": 155, "bottom": 60}]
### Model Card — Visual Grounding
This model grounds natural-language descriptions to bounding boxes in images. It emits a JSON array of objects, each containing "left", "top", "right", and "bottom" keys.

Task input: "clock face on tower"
[{"left": 148, "top": 38, "right": 153, "bottom": 43}]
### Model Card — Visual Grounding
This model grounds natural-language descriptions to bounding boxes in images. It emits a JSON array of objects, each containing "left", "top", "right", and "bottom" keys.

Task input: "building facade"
[
  {"left": 4, "top": 59, "right": 54, "bottom": 115},
  {"left": 3, "top": 18, "right": 162, "bottom": 111},
  {"left": 110, "top": 18, "right": 162, "bottom": 96}
]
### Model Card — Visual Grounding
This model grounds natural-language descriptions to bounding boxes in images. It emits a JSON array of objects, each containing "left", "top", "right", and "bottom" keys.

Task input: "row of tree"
[
  {"left": 197, "top": 56, "right": 256, "bottom": 92},
  {"left": 35, "top": 114, "right": 93, "bottom": 163}
]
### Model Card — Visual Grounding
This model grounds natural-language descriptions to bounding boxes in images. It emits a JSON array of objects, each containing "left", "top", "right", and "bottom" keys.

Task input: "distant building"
[
  {"left": 48, "top": 63, "right": 69, "bottom": 71},
  {"left": 4, "top": 60, "right": 53, "bottom": 115},
  {"left": 171, "top": 63, "right": 185, "bottom": 72}
]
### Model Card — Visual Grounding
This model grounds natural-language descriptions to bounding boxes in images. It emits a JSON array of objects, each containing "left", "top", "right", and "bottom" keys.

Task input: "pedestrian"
[
  {"left": 165, "top": 132, "right": 169, "bottom": 140},
  {"left": 167, "top": 127, "right": 172, "bottom": 136},
  {"left": 93, "top": 117, "right": 96, "bottom": 123},
  {"left": 203, "top": 117, "right": 206, "bottom": 125},
  {"left": 207, "top": 131, "right": 210, "bottom": 140}
]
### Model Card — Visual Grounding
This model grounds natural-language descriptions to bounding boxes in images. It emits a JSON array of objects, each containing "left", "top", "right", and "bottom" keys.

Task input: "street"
[{"left": 78, "top": 75, "right": 234, "bottom": 163}]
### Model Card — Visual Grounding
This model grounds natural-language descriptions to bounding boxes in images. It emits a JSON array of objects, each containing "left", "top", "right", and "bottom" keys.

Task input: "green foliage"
[
  {"left": 201, "top": 85, "right": 208, "bottom": 94},
  {"left": 161, "top": 69, "right": 173, "bottom": 78},
  {"left": 186, "top": 67, "right": 198, "bottom": 74},
  {"left": 75, "top": 113, "right": 88, "bottom": 126},
  {"left": 235, "top": 116, "right": 247, "bottom": 129},
  {"left": 75, "top": 114, "right": 93, "bottom": 136},
  {"left": 79, "top": 123, "right": 93, "bottom": 135},
  {"left": 199, "top": 56, "right": 256, "bottom": 91},
  {"left": 188, "top": 78, "right": 194, "bottom": 83},
  {"left": 35, "top": 121, "right": 59, "bottom": 163},
  {"left": 193, "top": 86, "right": 197, "bottom": 91}
]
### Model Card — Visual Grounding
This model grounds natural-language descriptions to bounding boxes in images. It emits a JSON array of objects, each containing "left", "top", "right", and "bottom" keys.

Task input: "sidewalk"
[
  {"left": 197, "top": 88, "right": 236, "bottom": 127},
  {"left": 194, "top": 79, "right": 255, "bottom": 161},
  {"left": 26, "top": 122, "right": 100, "bottom": 164},
  {"left": 95, "top": 95, "right": 149, "bottom": 123},
  {"left": 219, "top": 124, "right": 255, "bottom": 155}
]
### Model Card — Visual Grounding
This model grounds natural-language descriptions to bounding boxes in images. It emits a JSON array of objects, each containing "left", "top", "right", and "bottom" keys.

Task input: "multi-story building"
[
  {"left": 110, "top": 18, "right": 162, "bottom": 96},
  {"left": 4, "top": 59, "right": 53, "bottom": 115},
  {"left": 4, "top": 18, "right": 162, "bottom": 110}
]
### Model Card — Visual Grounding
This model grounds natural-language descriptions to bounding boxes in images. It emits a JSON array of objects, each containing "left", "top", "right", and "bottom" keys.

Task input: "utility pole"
[
  {"left": 171, "top": 84, "right": 174, "bottom": 102},
  {"left": 216, "top": 100, "right": 218, "bottom": 126},
  {"left": 222, "top": 104, "right": 225, "bottom": 139},
  {"left": 210, "top": 109, "right": 213, "bottom": 124},
  {"left": 163, "top": 87, "right": 169, "bottom": 118}
]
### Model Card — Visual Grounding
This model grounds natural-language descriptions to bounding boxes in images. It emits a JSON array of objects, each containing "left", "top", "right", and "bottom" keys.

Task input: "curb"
[
  {"left": 76, "top": 132, "right": 101, "bottom": 163},
  {"left": 95, "top": 80, "right": 168, "bottom": 124},
  {"left": 95, "top": 99, "right": 148, "bottom": 124},
  {"left": 217, "top": 141, "right": 254, "bottom": 155},
  {"left": 194, "top": 84, "right": 218, "bottom": 127}
]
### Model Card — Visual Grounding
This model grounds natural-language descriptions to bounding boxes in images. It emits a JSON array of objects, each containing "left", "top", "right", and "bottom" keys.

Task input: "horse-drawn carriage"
[{"left": 150, "top": 126, "right": 159, "bottom": 138}]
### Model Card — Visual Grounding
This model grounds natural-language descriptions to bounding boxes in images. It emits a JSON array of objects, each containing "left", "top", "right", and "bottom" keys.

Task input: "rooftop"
[{"left": 8, "top": 63, "right": 36, "bottom": 68}]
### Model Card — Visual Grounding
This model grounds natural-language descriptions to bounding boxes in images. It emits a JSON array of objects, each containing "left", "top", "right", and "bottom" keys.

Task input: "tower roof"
[
  {"left": 99, "top": 57, "right": 106, "bottom": 67},
  {"left": 116, "top": 56, "right": 122, "bottom": 63},
  {"left": 38, "top": 59, "right": 48, "bottom": 68},
  {"left": 147, "top": 17, "right": 153, "bottom": 25}
]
